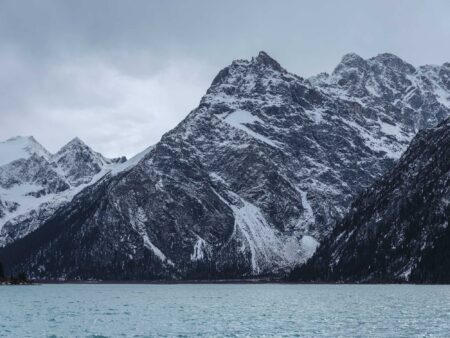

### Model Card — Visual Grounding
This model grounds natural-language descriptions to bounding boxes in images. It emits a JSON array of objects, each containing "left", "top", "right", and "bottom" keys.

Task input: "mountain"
[
  {"left": 310, "top": 53, "right": 450, "bottom": 133},
  {"left": 1, "top": 51, "right": 449, "bottom": 280},
  {"left": 290, "top": 117, "right": 450, "bottom": 283},
  {"left": 0, "top": 137, "right": 125, "bottom": 246},
  {"left": 52, "top": 137, "right": 120, "bottom": 186},
  {"left": 0, "top": 136, "right": 51, "bottom": 166}
]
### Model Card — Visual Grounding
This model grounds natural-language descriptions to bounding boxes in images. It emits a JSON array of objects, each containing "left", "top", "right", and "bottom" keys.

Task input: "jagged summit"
[
  {"left": 66, "top": 136, "right": 85, "bottom": 146},
  {"left": 372, "top": 52, "right": 405, "bottom": 61},
  {"left": 333, "top": 53, "right": 368, "bottom": 73},
  {"left": 314, "top": 51, "right": 450, "bottom": 131},
  {"left": 210, "top": 51, "right": 289, "bottom": 88},
  {"left": 333, "top": 52, "right": 416, "bottom": 75},
  {"left": 370, "top": 53, "right": 416, "bottom": 73},
  {"left": 56, "top": 137, "right": 90, "bottom": 153},
  {"left": 51, "top": 137, "right": 111, "bottom": 187},
  {"left": 253, "top": 51, "right": 285, "bottom": 72},
  {"left": 339, "top": 52, "right": 365, "bottom": 64},
  {"left": 205, "top": 51, "right": 302, "bottom": 110}
]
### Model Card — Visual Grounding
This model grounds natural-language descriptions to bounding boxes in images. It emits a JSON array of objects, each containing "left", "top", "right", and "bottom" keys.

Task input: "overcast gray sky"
[{"left": 1, "top": 0, "right": 449, "bottom": 158}]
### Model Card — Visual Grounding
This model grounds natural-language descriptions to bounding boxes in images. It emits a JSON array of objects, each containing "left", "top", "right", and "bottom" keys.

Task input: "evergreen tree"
[
  {"left": 17, "top": 272, "right": 27, "bottom": 282},
  {"left": 0, "top": 260, "right": 4, "bottom": 279}
]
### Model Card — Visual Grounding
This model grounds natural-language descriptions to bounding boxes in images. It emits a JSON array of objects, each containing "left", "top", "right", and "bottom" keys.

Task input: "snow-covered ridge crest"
[{"left": 0, "top": 136, "right": 51, "bottom": 166}]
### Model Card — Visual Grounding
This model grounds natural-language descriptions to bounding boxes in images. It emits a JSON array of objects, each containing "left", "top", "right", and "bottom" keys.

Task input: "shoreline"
[{"left": 4, "top": 279, "right": 441, "bottom": 285}]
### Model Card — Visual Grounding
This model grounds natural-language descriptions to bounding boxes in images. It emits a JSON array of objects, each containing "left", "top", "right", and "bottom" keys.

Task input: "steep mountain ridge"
[
  {"left": 290, "top": 117, "right": 450, "bottom": 283},
  {"left": 1, "top": 51, "right": 449, "bottom": 279}
]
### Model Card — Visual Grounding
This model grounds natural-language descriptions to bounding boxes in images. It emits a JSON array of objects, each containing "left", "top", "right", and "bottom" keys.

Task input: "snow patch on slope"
[
  {"left": 219, "top": 110, "right": 282, "bottom": 149},
  {"left": 299, "top": 235, "right": 319, "bottom": 258},
  {"left": 339, "top": 117, "right": 408, "bottom": 159},
  {"left": 211, "top": 184, "right": 312, "bottom": 274},
  {"left": 304, "top": 107, "right": 326, "bottom": 124},
  {"left": 378, "top": 119, "right": 410, "bottom": 141},
  {"left": 190, "top": 236, "right": 207, "bottom": 261},
  {"left": 299, "top": 189, "right": 316, "bottom": 228},
  {"left": 129, "top": 207, "right": 174, "bottom": 266}
]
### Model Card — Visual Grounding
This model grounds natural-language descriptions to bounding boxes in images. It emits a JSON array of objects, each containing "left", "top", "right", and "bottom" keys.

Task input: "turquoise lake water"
[{"left": 1, "top": 284, "right": 450, "bottom": 337}]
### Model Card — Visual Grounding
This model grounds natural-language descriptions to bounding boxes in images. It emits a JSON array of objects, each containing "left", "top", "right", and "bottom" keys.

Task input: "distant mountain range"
[
  {"left": 0, "top": 136, "right": 125, "bottom": 246},
  {"left": 0, "top": 51, "right": 449, "bottom": 280}
]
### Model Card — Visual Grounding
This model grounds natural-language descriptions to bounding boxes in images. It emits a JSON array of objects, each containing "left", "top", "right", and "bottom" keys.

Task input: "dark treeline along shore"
[
  {"left": 0, "top": 260, "right": 31, "bottom": 285},
  {"left": 0, "top": 52, "right": 449, "bottom": 283}
]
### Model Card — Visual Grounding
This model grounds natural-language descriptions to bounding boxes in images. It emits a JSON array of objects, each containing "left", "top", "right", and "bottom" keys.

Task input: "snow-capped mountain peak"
[
  {"left": 0, "top": 136, "right": 51, "bottom": 166},
  {"left": 0, "top": 136, "right": 123, "bottom": 246},
  {"left": 311, "top": 52, "right": 450, "bottom": 132},
  {"left": 57, "top": 136, "right": 87, "bottom": 150},
  {"left": 51, "top": 137, "right": 112, "bottom": 186},
  {"left": 336, "top": 52, "right": 367, "bottom": 69},
  {"left": 253, "top": 51, "right": 286, "bottom": 72},
  {"left": 53, "top": 137, "right": 98, "bottom": 159},
  {"left": 370, "top": 53, "right": 416, "bottom": 74}
]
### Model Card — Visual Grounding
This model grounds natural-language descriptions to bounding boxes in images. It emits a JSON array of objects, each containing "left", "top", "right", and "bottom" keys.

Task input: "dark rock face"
[
  {"left": 290, "top": 118, "right": 450, "bottom": 283},
  {"left": 1, "top": 52, "right": 449, "bottom": 280}
]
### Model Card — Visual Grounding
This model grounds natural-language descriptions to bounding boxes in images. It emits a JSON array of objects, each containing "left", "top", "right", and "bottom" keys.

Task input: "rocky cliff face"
[
  {"left": 290, "top": 117, "right": 450, "bottom": 283},
  {"left": 1, "top": 52, "right": 449, "bottom": 280}
]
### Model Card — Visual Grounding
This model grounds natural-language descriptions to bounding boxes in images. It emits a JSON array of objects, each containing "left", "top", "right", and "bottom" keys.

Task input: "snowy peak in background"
[
  {"left": 253, "top": 51, "right": 286, "bottom": 73},
  {"left": 0, "top": 136, "right": 51, "bottom": 166},
  {"left": 334, "top": 52, "right": 369, "bottom": 73},
  {"left": 370, "top": 53, "right": 416, "bottom": 74},
  {"left": 54, "top": 137, "right": 89, "bottom": 154},
  {"left": 51, "top": 137, "right": 113, "bottom": 186},
  {"left": 332, "top": 52, "right": 416, "bottom": 78},
  {"left": 311, "top": 52, "right": 450, "bottom": 132},
  {"left": 0, "top": 136, "right": 124, "bottom": 246}
]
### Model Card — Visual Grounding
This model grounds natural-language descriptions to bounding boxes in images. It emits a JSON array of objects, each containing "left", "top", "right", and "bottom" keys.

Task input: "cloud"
[
  {"left": 0, "top": 52, "right": 213, "bottom": 157},
  {"left": 0, "top": 0, "right": 449, "bottom": 157}
]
